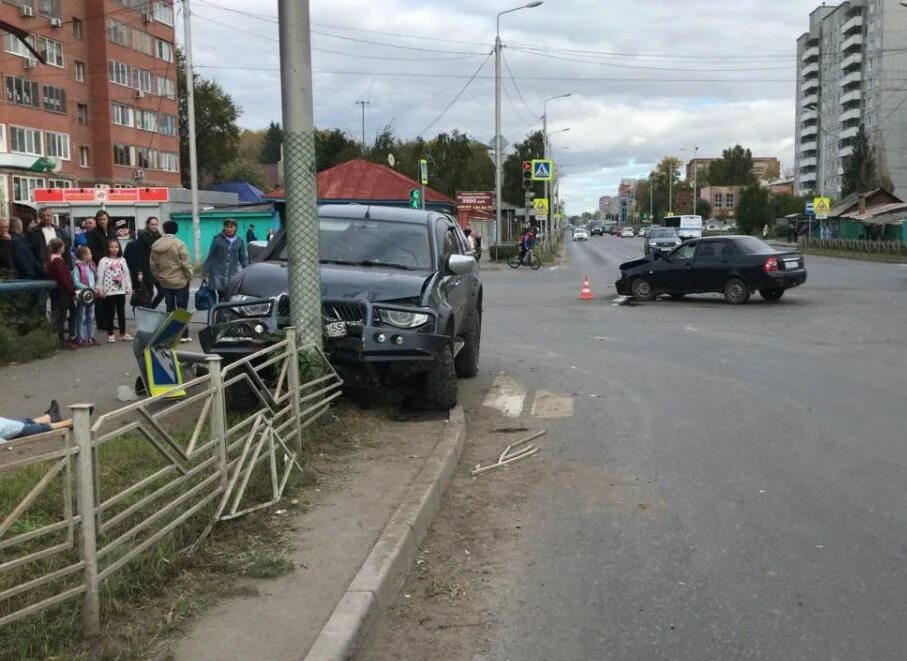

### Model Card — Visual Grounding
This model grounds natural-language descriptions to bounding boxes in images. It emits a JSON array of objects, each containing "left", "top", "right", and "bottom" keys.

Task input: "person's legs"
[
  {"left": 175, "top": 285, "right": 191, "bottom": 339},
  {"left": 102, "top": 297, "right": 115, "bottom": 338},
  {"left": 73, "top": 303, "right": 86, "bottom": 343},
  {"left": 150, "top": 281, "right": 165, "bottom": 309},
  {"left": 85, "top": 302, "right": 96, "bottom": 344},
  {"left": 67, "top": 298, "right": 76, "bottom": 339},
  {"left": 114, "top": 294, "right": 127, "bottom": 335},
  {"left": 163, "top": 288, "right": 176, "bottom": 313},
  {"left": 50, "top": 293, "right": 66, "bottom": 345}
]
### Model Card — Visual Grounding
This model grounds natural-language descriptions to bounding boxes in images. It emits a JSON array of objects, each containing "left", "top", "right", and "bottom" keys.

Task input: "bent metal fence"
[
  {"left": 0, "top": 330, "right": 341, "bottom": 636},
  {"left": 798, "top": 236, "right": 906, "bottom": 256}
]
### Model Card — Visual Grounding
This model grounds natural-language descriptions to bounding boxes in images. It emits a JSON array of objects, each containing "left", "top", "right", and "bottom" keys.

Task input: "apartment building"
[
  {"left": 794, "top": 0, "right": 907, "bottom": 198},
  {"left": 0, "top": 0, "right": 180, "bottom": 219},
  {"left": 685, "top": 156, "right": 781, "bottom": 183}
]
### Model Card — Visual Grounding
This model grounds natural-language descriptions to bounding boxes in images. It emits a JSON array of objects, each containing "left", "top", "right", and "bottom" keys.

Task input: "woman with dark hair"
[
  {"left": 203, "top": 219, "right": 249, "bottom": 301},
  {"left": 86, "top": 210, "right": 117, "bottom": 265}
]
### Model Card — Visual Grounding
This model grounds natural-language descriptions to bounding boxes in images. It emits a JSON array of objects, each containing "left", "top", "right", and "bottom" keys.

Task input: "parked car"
[
  {"left": 573, "top": 227, "right": 589, "bottom": 241},
  {"left": 200, "top": 205, "right": 483, "bottom": 409},
  {"left": 614, "top": 236, "right": 807, "bottom": 304},
  {"left": 644, "top": 228, "right": 683, "bottom": 256},
  {"left": 620, "top": 228, "right": 635, "bottom": 238}
]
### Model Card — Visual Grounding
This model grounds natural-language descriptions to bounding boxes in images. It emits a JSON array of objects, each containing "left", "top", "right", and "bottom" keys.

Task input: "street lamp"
[
  {"left": 495, "top": 1, "right": 544, "bottom": 255},
  {"left": 546, "top": 128, "right": 570, "bottom": 234},
  {"left": 541, "top": 93, "right": 570, "bottom": 239}
]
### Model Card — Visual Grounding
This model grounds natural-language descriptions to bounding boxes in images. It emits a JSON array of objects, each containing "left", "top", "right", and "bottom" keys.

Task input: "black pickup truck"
[{"left": 199, "top": 205, "right": 483, "bottom": 409}]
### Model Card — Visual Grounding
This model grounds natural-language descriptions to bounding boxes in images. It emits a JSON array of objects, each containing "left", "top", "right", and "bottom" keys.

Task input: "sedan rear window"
[{"left": 733, "top": 236, "right": 775, "bottom": 255}]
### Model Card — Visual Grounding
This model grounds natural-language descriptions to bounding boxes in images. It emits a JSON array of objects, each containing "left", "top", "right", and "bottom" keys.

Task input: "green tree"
[
  {"left": 238, "top": 129, "right": 266, "bottom": 163},
  {"left": 260, "top": 121, "right": 284, "bottom": 163},
  {"left": 696, "top": 198, "right": 712, "bottom": 219},
  {"left": 736, "top": 183, "right": 773, "bottom": 235},
  {"left": 842, "top": 124, "right": 876, "bottom": 196},
  {"left": 770, "top": 193, "right": 810, "bottom": 218},
  {"left": 708, "top": 145, "right": 756, "bottom": 186},
  {"left": 503, "top": 130, "right": 546, "bottom": 206},
  {"left": 218, "top": 157, "right": 266, "bottom": 189},
  {"left": 315, "top": 128, "right": 361, "bottom": 171},
  {"left": 177, "top": 49, "right": 241, "bottom": 186}
]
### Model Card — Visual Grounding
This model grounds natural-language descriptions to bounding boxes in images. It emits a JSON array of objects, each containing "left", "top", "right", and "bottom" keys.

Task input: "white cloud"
[{"left": 185, "top": 0, "right": 818, "bottom": 212}]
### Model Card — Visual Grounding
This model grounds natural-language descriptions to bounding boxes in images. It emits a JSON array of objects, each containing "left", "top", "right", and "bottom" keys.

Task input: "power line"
[
  {"left": 417, "top": 51, "right": 492, "bottom": 137},
  {"left": 501, "top": 78, "right": 533, "bottom": 127},
  {"left": 501, "top": 50, "right": 539, "bottom": 119},
  {"left": 509, "top": 46, "right": 793, "bottom": 72}
]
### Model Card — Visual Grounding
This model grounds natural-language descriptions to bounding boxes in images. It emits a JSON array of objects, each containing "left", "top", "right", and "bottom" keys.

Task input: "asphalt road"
[{"left": 365, "top": 235, "right": 907, "bottom": 660}]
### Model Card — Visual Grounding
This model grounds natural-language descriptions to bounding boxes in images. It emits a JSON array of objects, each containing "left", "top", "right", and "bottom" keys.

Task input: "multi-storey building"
[
  {"left": 795, "top": 0, "right": 907, "bottom": 198},
  {"left": 0, "top": 0, "right": 180, "bottom": 219},
  {"left": 685, "top": 156, "right": 781, "bottom": 183}
]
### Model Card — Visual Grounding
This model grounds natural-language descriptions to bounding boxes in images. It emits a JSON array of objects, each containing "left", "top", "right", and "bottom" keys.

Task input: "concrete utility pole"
[
  {"left": 278, "top": 0, "right": 322, "bottom": 348},
  {"left": 182, "top": 0, "right": 201, "bottom": 266},
  {"left": 355, "top": 100, "right": 370, "bottom": 152},
  {"left": 542, "top": 93, "right": 570, "bottom": 245}
]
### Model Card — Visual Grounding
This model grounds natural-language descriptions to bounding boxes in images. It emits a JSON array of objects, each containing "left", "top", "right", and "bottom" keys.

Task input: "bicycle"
[{"left": 507, "top": 249, "right": 541, "bottom": 270}]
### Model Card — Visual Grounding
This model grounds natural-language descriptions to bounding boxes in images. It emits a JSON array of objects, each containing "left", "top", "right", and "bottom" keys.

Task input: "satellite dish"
[{"left": 387, "top": 153, "right": 396, "bottom": 167}]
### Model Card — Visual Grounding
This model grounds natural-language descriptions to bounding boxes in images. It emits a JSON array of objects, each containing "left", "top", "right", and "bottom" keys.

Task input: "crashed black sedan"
[
  {"left": 200, "top": 205, "right": 482, "bottom": 409},
  {"left": 615, "top": 236, "right": 807, "bottom": 304}
]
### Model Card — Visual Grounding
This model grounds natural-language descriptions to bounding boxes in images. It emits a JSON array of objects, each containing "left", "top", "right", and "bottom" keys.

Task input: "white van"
[{"left": 662, "top": 215, "right": 703, "bottom": 241}]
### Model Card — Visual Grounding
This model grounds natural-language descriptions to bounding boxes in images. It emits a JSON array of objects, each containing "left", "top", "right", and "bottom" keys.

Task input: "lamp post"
[
  {"left": 495, "top": 1, "right": 543, "bottom": 256},
  {"left": 542, "top": 93, "right": 571, "bottom": 241}
]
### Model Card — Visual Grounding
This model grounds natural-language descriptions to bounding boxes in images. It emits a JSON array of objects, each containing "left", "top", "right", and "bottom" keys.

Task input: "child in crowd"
[
  {"left": 97, "top": 239, "right": 133, "bottom": 343},
  {"left": 46, "top": 238, "right": 76, "bottom": 347},
  {"left": 71, "top": 245, "right": 98, "bottom": 347}
]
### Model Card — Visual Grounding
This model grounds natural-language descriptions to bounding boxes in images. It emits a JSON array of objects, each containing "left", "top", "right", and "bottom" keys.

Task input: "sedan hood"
[
  {"left": 234, "top": 261, "right": 432, "bottom": 302},
  {"left": 619, "top": 255, "right": 655, "bottom": 271}
]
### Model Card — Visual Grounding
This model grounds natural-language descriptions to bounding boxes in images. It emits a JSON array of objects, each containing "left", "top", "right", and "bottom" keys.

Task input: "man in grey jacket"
[{"left": 149, "top": 220, "right": 193, "bottom": 342}]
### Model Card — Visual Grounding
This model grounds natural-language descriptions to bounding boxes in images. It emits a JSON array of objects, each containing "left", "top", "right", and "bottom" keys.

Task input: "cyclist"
[{"left": 519, "top": 226, "right": 537, "bottom": 265}]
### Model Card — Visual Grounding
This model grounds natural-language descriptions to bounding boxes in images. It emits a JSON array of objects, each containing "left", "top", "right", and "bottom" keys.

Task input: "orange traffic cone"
[{"left": 579, "top": 275, "right": 594, "bottom": 301}]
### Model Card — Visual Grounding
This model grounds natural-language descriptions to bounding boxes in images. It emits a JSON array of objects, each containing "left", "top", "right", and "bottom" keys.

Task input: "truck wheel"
[
  {"left": 417, "top": 345, "right": 458, "bottom": 410},
  {"left": 454, "top": 311, "right": 481, "bottom": 378}
]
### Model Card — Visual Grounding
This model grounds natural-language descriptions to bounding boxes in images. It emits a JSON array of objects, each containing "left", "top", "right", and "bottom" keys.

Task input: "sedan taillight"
[{"left": 763, "top": 256, "right": 779, "bottom": 272}]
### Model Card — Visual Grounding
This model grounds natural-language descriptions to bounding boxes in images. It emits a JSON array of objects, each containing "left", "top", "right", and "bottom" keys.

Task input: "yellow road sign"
[
  {"left": 813, "top": 196, "right": 831, "bottom": 219},
  {"left": 532, "top": 198, "right": 549, "bottom": 215}
]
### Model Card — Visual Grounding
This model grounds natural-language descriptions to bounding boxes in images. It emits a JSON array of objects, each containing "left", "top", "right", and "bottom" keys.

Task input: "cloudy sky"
[{"left": 184, "top": 0, "right": 820, "bottom": 213}]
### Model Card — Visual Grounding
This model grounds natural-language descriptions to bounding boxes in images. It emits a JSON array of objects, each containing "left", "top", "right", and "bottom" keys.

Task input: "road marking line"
[
  {"left": 483, "top": 375, "right": 527, "bottom": 418},
  {"left": 531, "top": 390, "right": 574, "bottom": 418}
]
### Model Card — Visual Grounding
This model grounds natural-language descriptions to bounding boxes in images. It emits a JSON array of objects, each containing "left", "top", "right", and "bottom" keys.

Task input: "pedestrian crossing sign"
[
  {"left": 813, "top": 196, "right": 831, "bottom": 220},
  {"left": 531, "top": 159, "right": 553, "bottom": 181},
  {"left": 532, "top": 198, "right": 549, "bottom": 215}
]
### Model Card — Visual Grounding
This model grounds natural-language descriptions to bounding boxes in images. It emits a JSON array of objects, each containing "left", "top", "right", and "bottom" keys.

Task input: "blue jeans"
[
  {"left": 163, "top": 285, "right": 190, "bottom": 338},
  {"left": 15, "top": 418, "right": 52, "bottom": 439},
  {"left": 74, "top": 302, "right": 95, "bottom": 342}
]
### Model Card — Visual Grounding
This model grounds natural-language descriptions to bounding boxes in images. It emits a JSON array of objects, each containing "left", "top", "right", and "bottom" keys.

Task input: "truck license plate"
[{"left": 325, "top": 321, "right": 347, "bottom": 338}]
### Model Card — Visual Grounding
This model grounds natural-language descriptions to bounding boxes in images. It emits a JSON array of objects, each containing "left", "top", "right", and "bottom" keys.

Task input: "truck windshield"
[{"left": 278, "top": 218, "right": 433, "bottom": 270}]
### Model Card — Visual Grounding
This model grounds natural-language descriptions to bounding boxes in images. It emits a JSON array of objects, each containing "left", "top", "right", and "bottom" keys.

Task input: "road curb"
[{"left": 302, "top": 406, "right": 466, "bottom": 661}]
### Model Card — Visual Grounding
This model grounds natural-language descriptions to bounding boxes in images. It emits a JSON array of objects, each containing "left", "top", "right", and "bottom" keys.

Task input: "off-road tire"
[
  {"left": 418, "top": 345, "right": 458, "bottom": 410},
  {"left": 631, "top": 277, "right": 656, "bottom": 301},
  {"left": 724, "top": 277, "right": 750, "bottom": 305},
  {"left": 454, "top": 311, "right": 481, "bottom": 378},
  {"left": 760, "top": 288, "right": 785, "bottom": 302}
]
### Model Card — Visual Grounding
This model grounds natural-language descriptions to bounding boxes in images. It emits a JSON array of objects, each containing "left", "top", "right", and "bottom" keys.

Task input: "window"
[
  {"left": 75, "top": 60, "right": 86, "bottom": 83},
  {"left": 153, "top": 1, "right": 174, "bottom": 25},
  {"left": 12, "top": 176, "right": 45, "bottom": 204},
  {"left": 159, "top": 113, "right": 177, "bottom": 136},
  {"left": 107, "top": 19, "right": 130, "bottom": 46},
  {"left": 134, "top": 68, "right": 154, "bottom": 93},
  {"left": 713, "top": 192, "right": 723, "bottom": 209},
  {"left": 3, "top": 32, "right": 36, "bottom": 60},
  {"left": 38, "top": 0, "right": 60, "bottom": 18},
  {"left": 726, "top": 192, "right": 735, "bottom": 210},
  {"left": 79, "top": 146, "right": 90, "bottom": 168},
  {"left": 41, "top": 37, "right": 63, "bottom": 67},
  {"left": 132, "top": 28, "right": 153, "bottom": 55},
  {"left": 670, "top": 242, "right": 697, "bottom": 262},
  {"left": 112, "top": 103, "right": 134, "bottom": 127},
  {"left": 160, "top": 152, "right": 179, "bottom": 172},
  {"left": 0, "top": 124, "right": 6, "bottom": 152},
  {"left": 155, "top": 38, "right": 174, "bottom": 62},
  {"left": 137, "top": 147, "right": 157, "bottom": 169},
  {"left": 42, "top": 85, "right": 66, "bottom": 113},
  {"left": 113, "top": 143, "right": 133, "bottom": 166},
  {"left": 136, "top": 109, "right": 157, "bottom": 132},
  {"left": 6, "top": 76, "right": 39, "bottom": 108},
  {"left": 72, "top": 18, "right": 83, "bottom": 40},
  {"left": 45, "top": 131, "right": 70, "bottom": 160},
  {"left": 695, "top": 240, "right": 734, "bottom": 260},
  {"left": 48, "top": 179, "right": 72, "bottom": 188},
  {"left": 77, "top": 103, "right": 88, "bottom": 124},
  {"left": 109, "top": 60, "right": 131, "bottom": 86},
  {"left": 157, "top": 76, "right": 176, "bottom": 99},
  {"left": 9, "top": 126, "right": 42, "bottom": 156}
]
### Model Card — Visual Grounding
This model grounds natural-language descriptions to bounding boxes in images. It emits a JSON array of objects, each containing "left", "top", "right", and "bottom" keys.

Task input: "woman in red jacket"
[{"left": 46, "top": 238, "right": 76, "bottom": 347}]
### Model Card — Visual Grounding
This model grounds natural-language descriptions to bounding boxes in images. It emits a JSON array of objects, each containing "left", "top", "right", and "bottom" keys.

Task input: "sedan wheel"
[
  {"left": 760, "top": 288, "right": 785, "bottom": 302},
  {"left": 631, "top": 277, "right": 656, "bottom": 301},
  {"left": 724, "top": 277, "right": 750, "bottom": 305}
]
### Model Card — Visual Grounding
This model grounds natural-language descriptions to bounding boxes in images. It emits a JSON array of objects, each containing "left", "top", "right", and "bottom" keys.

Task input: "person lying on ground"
[{"left": 0, "top": 400, "right": 73, "bottom": 442}]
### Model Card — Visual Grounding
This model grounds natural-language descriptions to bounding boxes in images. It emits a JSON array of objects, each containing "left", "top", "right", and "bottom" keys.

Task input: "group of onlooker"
[{"left": 1, "top": 208, "right": 254, "bottom": 348}]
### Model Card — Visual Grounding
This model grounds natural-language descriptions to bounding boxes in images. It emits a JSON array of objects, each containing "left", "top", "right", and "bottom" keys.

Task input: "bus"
[{"left": 662, "top": 215, "right": 703, "bottom": 241}]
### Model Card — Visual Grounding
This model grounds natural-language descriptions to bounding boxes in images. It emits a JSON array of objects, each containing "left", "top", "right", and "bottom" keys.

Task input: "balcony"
[
  {"left": 841, "top": 14, "right": 863, "bottom": 35},
  {"left": 840, "top": 70, "right": 862, "bottom": 87},
  {"left": 840, "top": 125, "right": 859, "bottom": 140},
  {"left": 841, "top": 52, "right": 862, "bottom": 70},
  {"left": 801, "top": 62, "right": 820, "bottom": 78},
  {"left": 799, "top": 157, "right": 818, "bottom": 169},
  {"left": 800, "top": 79, "right": 820, "bottom": 95},
  {"left": 801, "top": 139, "right": 818, "bottom": 153},
  {"left": 801, "top": 45, "right": 820, "bottom": 62},
  {"left": 840, "top": 144, "right": 854, "bottom": 157},
  {"left": 839, "top": 107, "right": 861, "bottom": 123},
  {"left": 801, "top": 125, "right": 818, "bottom": 138},
  {"left": 802, "top": 93, "right": 819, "bottom": 107},
  {"left": 841, "top": 88, "right": 862, "bottom": 104},
  {"left": 800, "top": 171, "right": 817, "bottom": 184},
  {"left": 842, "top": 34, "right": 863, "bottom": 52}
]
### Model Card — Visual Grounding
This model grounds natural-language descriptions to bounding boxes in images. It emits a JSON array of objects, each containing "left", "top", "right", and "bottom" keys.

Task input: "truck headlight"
[{"left": 377, "top": 309, "right": 431, "bottom": 329}]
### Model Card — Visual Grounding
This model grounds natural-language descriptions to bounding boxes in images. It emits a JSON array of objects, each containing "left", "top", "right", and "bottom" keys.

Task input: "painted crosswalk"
[{"left": 483, "top": 376, "right": 574, "bottom": 419}]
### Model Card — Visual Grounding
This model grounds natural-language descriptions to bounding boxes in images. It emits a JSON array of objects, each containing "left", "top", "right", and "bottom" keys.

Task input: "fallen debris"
[{"left": 472, "top": 430, "right": 546, "bottom": 476}]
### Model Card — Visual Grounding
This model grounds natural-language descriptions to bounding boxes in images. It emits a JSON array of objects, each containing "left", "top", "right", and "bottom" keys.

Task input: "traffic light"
[
  {"left": 522, "top": 160, "right": 533, "bottom": 191},
  {"left": 409, "top": 188, "right": 422, "bottom": 209}
]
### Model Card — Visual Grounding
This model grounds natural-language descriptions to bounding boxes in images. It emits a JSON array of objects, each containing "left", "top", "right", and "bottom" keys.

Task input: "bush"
[{"left": 0, "top": 293, "right": 58, "bottom": 366}]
